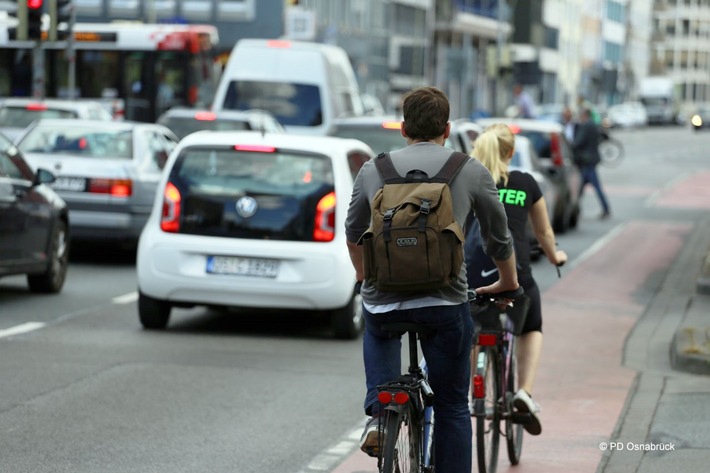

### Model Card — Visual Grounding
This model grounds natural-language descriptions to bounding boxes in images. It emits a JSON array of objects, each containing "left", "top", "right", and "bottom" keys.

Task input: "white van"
[{"left": 212, "top": 39, "right": 364, "bottom": 136}]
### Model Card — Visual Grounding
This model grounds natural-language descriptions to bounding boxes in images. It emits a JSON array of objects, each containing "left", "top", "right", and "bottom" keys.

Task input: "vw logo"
[{"left": 236, "top": 196, "right": 258, "bottom": 218}]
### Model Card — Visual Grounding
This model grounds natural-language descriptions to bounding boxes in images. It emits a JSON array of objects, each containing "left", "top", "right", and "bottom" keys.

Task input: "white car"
[
  {"left": 0, "top": 98, "right": 115, "bottom": 142},
  {"left": 605, "top": 102, "right": 648, "bottom": 128},
  {"left": 136, "top": 131, "right": 375, "bottom": 339}
]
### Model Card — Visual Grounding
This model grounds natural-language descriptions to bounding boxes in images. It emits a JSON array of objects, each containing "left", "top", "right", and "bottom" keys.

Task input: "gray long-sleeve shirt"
[{"left": 345, "top": 142, "right": 513, "bottom": 306}]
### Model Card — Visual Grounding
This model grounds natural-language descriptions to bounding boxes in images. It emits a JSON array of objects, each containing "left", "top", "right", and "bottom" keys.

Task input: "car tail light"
[
  {"left": 477, "top": 333, "right": 498, "bottom": 346},
  {"left": 194, "top": 111, "right": 217, "bottom": 121},
  {"left": 161, "top": 182, "right": 182, "bottom": 233},
  {"left": 508, "top": 124, "right": 521, "bottom": 134},
  {"left": 267, "top": 39, "right": 291, "bottom": 48},
  {"left": 234, "top": 144, "right": 276, "bottom": 153},
  {"left": 382, "top": 121, "right": 401, "bottom": 130},
  {"left": 550, "top": 133, "right": 564, "bottom": 167},
  {"left": 88, "top": 178, "right": 133, "bottom": 196},
  {"left": 26, "top": 103, "right": 48, "bottom": 111},
  {"left": 313, "top": 192, "right": 336, "bottom": 242},
  {"left": 472, "top": 374, "right": 486, "bottom": 398}
]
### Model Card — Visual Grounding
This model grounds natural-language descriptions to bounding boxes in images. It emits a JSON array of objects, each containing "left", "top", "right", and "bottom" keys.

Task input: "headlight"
[{"left": 691, "top": 114, "right": 703, "bottom": 127}]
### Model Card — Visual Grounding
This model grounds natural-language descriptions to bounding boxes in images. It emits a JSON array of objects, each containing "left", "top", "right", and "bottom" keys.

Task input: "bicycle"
[
  {"left": 597, "top": 127, "right": 625, "bottom": 167},
  {"left": 469, "top": 287, "right": 530, "bottom": 473},
  {"left": 375, "top": 322, "right": 436, "bottom": 473}
]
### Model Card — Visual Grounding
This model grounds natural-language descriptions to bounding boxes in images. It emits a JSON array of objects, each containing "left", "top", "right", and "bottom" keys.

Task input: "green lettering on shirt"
[{"left": 498, "top": 188, "right": 527, "bottom": 207}]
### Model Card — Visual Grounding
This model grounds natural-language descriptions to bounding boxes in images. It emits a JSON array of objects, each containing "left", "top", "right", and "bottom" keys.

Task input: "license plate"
[
  {"left": 206, "top": 256, "right": 280, "bottom": 278},
  {"left": 52, "top": 177, "right": 86, "bottom": 192}
]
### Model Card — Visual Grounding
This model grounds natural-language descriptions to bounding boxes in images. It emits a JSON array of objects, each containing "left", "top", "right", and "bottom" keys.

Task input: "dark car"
[
  {"left": 0, "top": 132, "right": 70, "bottom": 293},
  {"left": 476, "top": 118, "right": 582, "bottom": 233},
  {"left": 329, "top": 115, "right": 483, "bottom": 154},
  {"left": 157, "top": 108, "right": 285, "bottom": 140}
]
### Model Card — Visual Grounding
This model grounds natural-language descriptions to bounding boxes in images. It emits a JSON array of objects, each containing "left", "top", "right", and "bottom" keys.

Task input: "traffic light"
[
  {"left": 27, "top": 0, "right": 45, "bottom": 41},
  {"left": 51, "top": 0, "right": 75, "bottom": 40}
]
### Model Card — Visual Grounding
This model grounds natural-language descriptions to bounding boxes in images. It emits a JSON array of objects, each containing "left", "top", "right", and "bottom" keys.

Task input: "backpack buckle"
[
  {"left": 383, "top": 208, "right": 396, "bottom": 220},
  {"left": 420, "top": 199, "right": 431, "bottom": 215}
]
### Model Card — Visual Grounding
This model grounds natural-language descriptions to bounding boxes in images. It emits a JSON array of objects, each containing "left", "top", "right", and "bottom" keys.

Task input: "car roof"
[
  {"left": 178, "top": 130, "right": 373, "bottom": 155},
  {"left": 160, "top": 107, "right": 275, "bottom": 119},
  {"left": 26, "top": 118, "right": 154, "bottom": 129},
  {"left": 475, "top": 117, "right": 564, "bottom": 132},
  {"left": 333, "top": 115, "right": 401, "bottom": 126},
  {"left": 0, "top": 98, "right": 104, "bottom": 110}
]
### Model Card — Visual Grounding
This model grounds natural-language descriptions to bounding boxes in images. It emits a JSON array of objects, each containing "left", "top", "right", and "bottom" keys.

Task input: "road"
[{"left": 1, "top": 125, "right": 709, "bottom": 472}]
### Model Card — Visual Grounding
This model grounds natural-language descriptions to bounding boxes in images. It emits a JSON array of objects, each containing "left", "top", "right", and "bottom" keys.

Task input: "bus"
[{"left": 0, "top": 22, "right": 220, "bottom": 122}]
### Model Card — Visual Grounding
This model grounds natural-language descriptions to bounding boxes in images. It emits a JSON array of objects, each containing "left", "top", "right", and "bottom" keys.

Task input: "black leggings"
[{"left": 520, "top": 278, "right": 542, "bottom": 334}]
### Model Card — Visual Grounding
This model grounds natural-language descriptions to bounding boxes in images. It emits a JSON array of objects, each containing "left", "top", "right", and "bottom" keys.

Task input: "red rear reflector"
[
  {"left": 234, "top": 144, "right": 276, "bottom": 153},
  {"left": 194, "top": 111, "right": 217, "bottom": 121},
  {"left": 313, "top": 192, "right": 336, "bottom": 242},
  {"left": 393, "top": 392, "right": 410, "bottom": 405},
  {"left": 378, "top": 392, "right": 393, "bottom": 404},
  {"left": 382, "top": 121, "right": 402, "bottom": 130},
  {"left": 26, "top": 103, "right": 48, "bottom": 111},
  {"left": 477, "top": 333, "right": 498, "bottom": 346},
  {"left": 161, "top": 182, "right": 182, "bottom": 233},
  {"left": 267, "top": 40, "right": 291, "bottom": 48},
  {"left": 473, "top": 374, "right": 485, "bottom": 399}
]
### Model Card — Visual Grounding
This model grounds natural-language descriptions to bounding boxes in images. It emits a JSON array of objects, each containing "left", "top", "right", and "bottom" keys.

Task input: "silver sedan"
[{"left": 15, "top": 119, "right": 178, "bottom": 246}]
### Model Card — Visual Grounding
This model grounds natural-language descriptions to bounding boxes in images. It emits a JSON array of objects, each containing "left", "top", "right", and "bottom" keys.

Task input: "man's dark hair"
[{"left": 401, "top": 87, "right": 449, "bottom": 141}]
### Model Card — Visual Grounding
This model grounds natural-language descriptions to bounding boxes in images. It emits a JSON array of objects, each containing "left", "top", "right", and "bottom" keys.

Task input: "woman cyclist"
[{"left": 469, "top": 123, "right": 567, "bottom": 435}]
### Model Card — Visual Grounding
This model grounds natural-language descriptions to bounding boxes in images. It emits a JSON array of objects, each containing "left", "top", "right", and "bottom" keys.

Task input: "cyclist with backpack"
[
  {"left": 345, "top": 86, "right": 519, "bottom": 473},
  {"left": 468, "top": 123, "right": 568, "bottom": 436}
]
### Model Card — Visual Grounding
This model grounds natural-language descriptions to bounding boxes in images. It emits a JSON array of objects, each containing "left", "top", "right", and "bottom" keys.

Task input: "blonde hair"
[{"left": 471, "top": 123, "right": 515, "bottom": 186}]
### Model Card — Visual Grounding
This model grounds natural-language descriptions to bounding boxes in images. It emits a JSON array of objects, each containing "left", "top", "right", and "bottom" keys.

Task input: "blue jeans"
[
  {"left": 363, "top": 302, "right": 474, "bottom": 473},
  {"left": 579, "top": 164, "right": 610, "bottom": 213}
]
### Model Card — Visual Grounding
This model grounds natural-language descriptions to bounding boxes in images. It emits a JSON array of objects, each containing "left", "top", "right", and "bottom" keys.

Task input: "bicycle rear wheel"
[
  {"left": 598, "top": 138, "right": 624, "bottom": 167},
  {"left": 475, "top": 346, "right": 500, "bottom": 473},
  {"left": 505, "top": 339, "right": 524, "bottom": 465},
  {"left": 381, "top": 403, "right": 421, "bottom": 473}
]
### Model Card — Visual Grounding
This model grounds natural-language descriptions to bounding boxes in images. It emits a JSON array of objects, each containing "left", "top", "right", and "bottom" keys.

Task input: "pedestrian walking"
[
  {"left": 572, "top": 108, "right": 611, "bottom": 219},
  {"left": 345, "top": 86, "right": 519, "bottom": 473},
  {"left": 513, "top": 84, "right": 536, "bottom": 119}
]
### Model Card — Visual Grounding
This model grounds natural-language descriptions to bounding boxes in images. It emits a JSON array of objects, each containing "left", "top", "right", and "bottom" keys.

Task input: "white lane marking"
[
  {"left": 568, "top": 223, "right": 627, "bottom": 270},
  {"left": 0, "top": 322, "right": 47, "bottom": 339},
  {"left": 112, "top": 292, "right": 138, "bottom": 304},
  {"left": 300, "top": 420, "right": 366, "bottom": 472}
]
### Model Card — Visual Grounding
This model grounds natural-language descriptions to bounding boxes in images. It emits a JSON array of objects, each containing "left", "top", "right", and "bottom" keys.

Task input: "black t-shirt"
[{"left": 498, "top": 170, "right": 543, "bottom": 279}]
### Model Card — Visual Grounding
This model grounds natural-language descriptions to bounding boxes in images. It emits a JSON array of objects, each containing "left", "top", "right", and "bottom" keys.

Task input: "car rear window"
[
  {"left": 332, "top": 125, "right": 405, "bottom": 154},
  {"left": 0, "top": 107, "right": 77, "bottom": 128},
  {"left": 173, "top": 147, "right": 333, "bottom": 195},
  {"left": 18, "top": 125, "right": 133, "bottom": 159},
  {"left": 222, "top": 80, "right": 323, "bottom": 127},
  {"left": 168, "top": 146, "right": 336, "bottom": 240},
  {"left": 516, "top": 130, "right": 551, "bottom": 158},
  {"left": 159, "top": 116, "right": 250, "bottom": 139}
]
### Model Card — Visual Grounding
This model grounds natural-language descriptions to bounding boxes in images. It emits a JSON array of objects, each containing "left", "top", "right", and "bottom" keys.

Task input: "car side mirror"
[{"left": 33, "top": 168, "right": 56, "bottom": 187}]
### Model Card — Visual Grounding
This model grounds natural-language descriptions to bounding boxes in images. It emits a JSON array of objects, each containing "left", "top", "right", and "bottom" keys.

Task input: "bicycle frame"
[{"left": 376, "top": 328, "right": 435, "bottom": 473}]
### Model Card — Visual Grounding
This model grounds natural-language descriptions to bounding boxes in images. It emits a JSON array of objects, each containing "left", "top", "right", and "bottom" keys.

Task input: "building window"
[
  {"left": 544, "top": 26, "right": 559, "bottom": 49},
  {"left": 218, "top": 0, "right": 256, "bottom": 21},
  {"left": 603, "top": 41, "right": 622, "bottom": 64},
  {"left": 183, "top": 0, "right": 213, "bottom": 21},
  {"left": 606, "top": 1, "right": 625, "bottom": 23}
]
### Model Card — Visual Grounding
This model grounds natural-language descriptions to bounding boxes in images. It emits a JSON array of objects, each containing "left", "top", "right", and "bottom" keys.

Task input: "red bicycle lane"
[{"left": 329, "top": 220, "right": 690, "bottom": 473}]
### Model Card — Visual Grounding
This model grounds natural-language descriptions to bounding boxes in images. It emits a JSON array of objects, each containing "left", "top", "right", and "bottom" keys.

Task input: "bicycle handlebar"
[{"left": 467, "top": 286, "right": 525, "bottom": 305}]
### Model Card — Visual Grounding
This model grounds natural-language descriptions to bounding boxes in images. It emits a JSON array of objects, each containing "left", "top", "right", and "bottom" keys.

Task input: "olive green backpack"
[{"left": 360, "top": 151, "right": 469, "bottom": 292}]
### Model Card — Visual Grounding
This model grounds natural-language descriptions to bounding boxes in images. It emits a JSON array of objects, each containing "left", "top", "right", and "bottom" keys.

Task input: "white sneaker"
[
  {"left": 513, "top": 389, "right": 542, "bottom": 435},
  {"left": 359, "top": 416, "right": 385, "bottom": 457}
]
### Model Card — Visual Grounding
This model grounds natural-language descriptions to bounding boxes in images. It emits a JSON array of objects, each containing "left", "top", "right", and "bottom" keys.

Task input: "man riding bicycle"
[{"left": 345, "top": 86, "right": 519, "bottom": 473}]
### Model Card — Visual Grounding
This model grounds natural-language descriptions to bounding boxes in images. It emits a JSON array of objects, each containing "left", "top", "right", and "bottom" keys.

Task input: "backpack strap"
[
  {"left": 374, "top": 152, "right": 407, "bottom": 184},
  {"left": 430, "top": 151, "right": 470, "bottom": 184}
]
